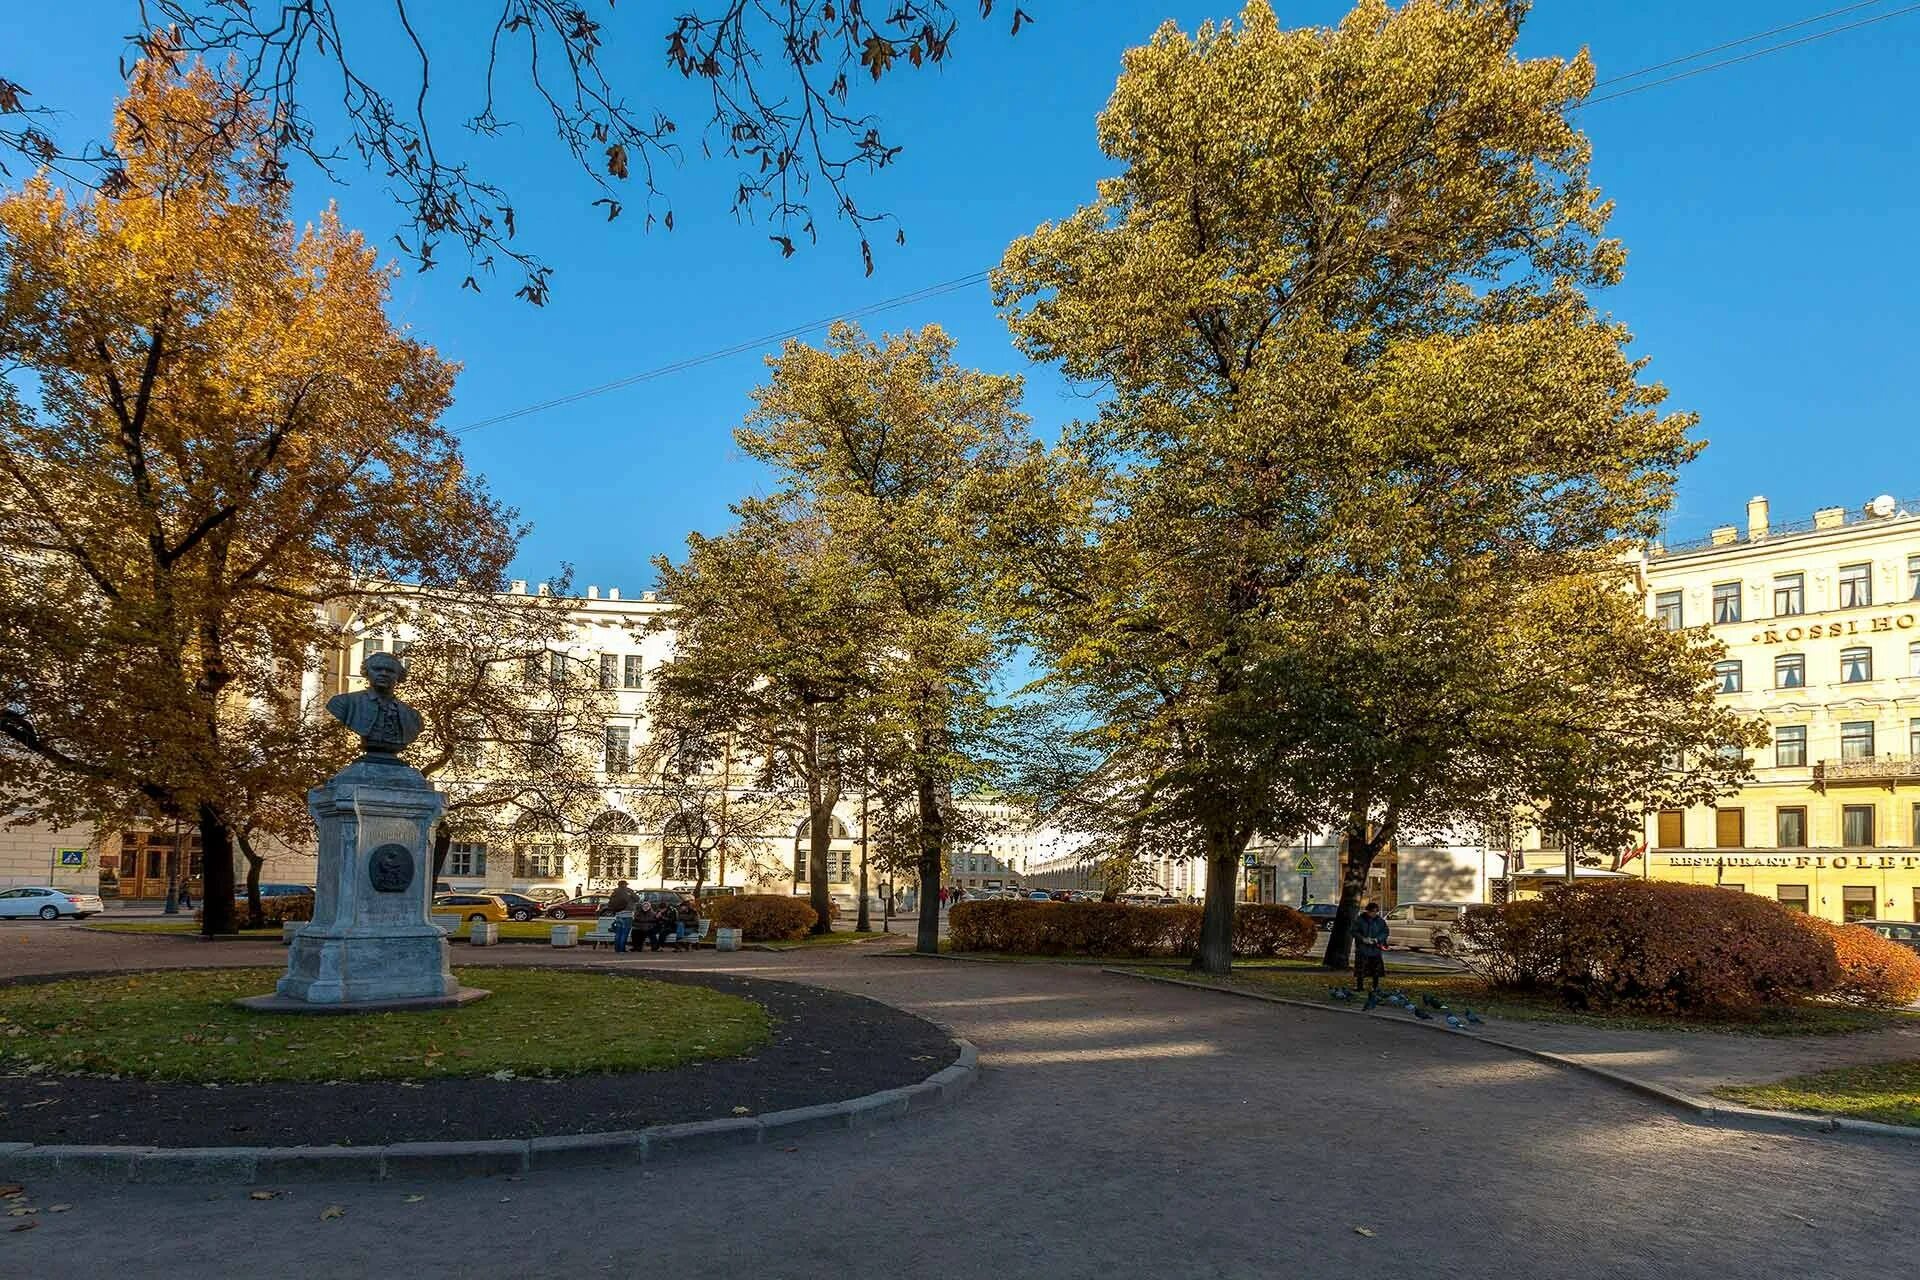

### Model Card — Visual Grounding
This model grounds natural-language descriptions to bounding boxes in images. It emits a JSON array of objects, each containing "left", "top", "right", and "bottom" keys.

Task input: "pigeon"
[
  {"left": 1362, "top": 988, "right": 1379, "bottom": 1012},
  {"left": 1328, "top": 986, "right": 1354, "bottom": 1002},
  {"left": 1444, "top": 1013, "right": 1465, "bottom": 1030},
  {"left": 1464, "top": 1008, "right": 1484, "bottom": 1025},
  {"left": 1386, "top": 991, "right": 1412, "bottom": 1009},
  {"left": 1422, "top": 994, "right": 1448, "bottom": 1011},
  {"left": 1412, "top": 1005, "right": 1434, "bottom": 1020}
]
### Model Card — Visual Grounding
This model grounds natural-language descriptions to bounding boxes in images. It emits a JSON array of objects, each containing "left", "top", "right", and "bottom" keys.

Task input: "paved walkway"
[{"left": 3, "top": 926, "right": 1917, "bottom": 1278}]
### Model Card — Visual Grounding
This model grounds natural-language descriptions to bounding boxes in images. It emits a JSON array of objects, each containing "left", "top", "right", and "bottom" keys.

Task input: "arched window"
[
  {"left": 663, "top": 813, "right": 706, "bottom": 882},
  {"left": 512, "top": 811, "right": 569, "bottom": 881},
  {"left": 793, "top": 815, "right": 854, "bottom": 883},
  {"left": 588, "top": 811, "right": 640, "bottom": 881}
]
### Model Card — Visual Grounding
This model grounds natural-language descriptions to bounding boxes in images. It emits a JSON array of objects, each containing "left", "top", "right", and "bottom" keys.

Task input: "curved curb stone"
[
  {"left": 0, "top": 1040, "right": 977, "bottom": 1183},
  {"left": 1105, "top": 968, "right": 1920, "bottom": 1145}
]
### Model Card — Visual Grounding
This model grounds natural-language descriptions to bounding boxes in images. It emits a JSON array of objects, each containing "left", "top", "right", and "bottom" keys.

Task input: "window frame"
[
  {"left": 1842, "top": 885, "right": 1875, "bottom": 923},
  {"left": 602, "top": 724, "right": 631, "bottom": 776},
  {"left": 1775, "top": 883, "right": 1809, "bottom": 913},
  {"left": 1656, "top": 810, "right": 1686, "bottom": 849},
  {"left": 1772, "top": 573, "right": 1805, "bottom": 617},
  {"left": 1711, "top": 581, "right": 1742, "bottom": 625},
  {"left": 1712, "top": 659, "right": 1743, "bottom": 694},
  {"left": 1654, "top": 590, "right": 1683, "bottom": 631},
  {"left": 1840, "top": 721, "right": 1876, "bottom": 760},
  {"left": 447, "top": 842, "right": 487, "bottom": 878},
  {"left": 1775, "top": 807, "right": 1808, "bottom": 848},
  {"left": 623, "top": 655, "right": 644, "bottom": 689},
  {"left": 1774, "top": 652, "right": 1806, "bottom": 689},
  {"left": 1841, "top": 805, "right": 1876, "bottom": 848},
  {"left": 1838, "top": 562, "right": 1873, "bottom": 609},
  {"left": 1841, "top": 646, "right": 1873, "bottom": 683},
  {"left": 1774, "top": 725, "right": 1808, "bottom": 769},
  {"left": 1908, "top": 554, "right": 1920, "bottom": 602},
  {"left": 599, "top": 654, "right": 618, "bottom": 690},
  {"left": 1714, "top": 807, "right": 1745, "bottom": 849}
]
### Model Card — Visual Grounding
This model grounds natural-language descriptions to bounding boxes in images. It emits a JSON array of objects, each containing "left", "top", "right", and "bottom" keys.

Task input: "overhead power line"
[{"left": 450, "top": 2, "right": 1920, "bottom": 437}]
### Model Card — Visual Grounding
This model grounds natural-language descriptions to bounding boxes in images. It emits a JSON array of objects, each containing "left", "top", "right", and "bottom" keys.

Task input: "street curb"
[
  {"left": 0, "top": 1038, "right": 978, "bottom": 1183},
  {"left": 1104, "top": 968, "right": 1920, "bottom": 1145}
]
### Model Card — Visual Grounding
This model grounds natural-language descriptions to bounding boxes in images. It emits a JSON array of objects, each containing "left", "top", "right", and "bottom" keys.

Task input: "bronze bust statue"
[{"left": 327, "top": 651, "right": 424, "bottom": 756}]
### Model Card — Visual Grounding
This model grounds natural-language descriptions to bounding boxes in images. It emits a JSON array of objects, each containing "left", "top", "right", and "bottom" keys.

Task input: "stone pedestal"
[{"left": 241, "top": 755, "right": 485, "bottom": 1012}]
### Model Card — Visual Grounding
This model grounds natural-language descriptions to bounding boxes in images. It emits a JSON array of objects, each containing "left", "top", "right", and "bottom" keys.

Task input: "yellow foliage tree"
[{"left": 0, "top": 55, "right": 518, "bottom": 933}]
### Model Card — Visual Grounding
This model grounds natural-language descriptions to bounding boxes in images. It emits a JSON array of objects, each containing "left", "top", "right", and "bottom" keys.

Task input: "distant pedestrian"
[
  {"left": 1353, "top": 901, "right": 1389, "bottom": 995},
  {"left": 178, "top": 883, "right": 192, "bottom": 910},
  {"left": 938, "top": 886, "right": 949, "bottom": 910}
]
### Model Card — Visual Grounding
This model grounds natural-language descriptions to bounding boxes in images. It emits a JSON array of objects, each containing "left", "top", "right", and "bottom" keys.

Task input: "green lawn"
[
  {"left": 0, "top": 967, "right": 769, "bottom": 1083},
  {"left": 87, "top": 921, "right": 280, "bottom": 936},
  {"left": 1140, "top": 960, "right": 1914, "bottom": 1037},
  {"left": 1715, "top": 1061, "right": 1920, "bottom": 1127}
]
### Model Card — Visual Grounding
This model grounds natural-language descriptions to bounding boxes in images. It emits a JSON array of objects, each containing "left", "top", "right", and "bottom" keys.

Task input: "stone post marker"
[{"left": 240, "top": 651, "right": 487, "bottom": 1012}]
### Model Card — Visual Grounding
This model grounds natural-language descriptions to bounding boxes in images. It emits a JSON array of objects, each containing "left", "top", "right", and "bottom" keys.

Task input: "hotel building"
[{"left": 1634, "top": 494, "right": 1920, "bottom": 923}]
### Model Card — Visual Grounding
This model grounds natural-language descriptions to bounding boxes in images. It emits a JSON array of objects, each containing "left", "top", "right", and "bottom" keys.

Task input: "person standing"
[
  {"left": 1353, "top": 901, "right": 1390, "bottom": 996},
  {"left": 938, "top": 886, "right": 949, "bottom": 911},
  {"left": 178, "top": 881, "right": 193, "bottom": 911},
  {"left": 608, "top": 879, "right": 638, "bottom": 915}
]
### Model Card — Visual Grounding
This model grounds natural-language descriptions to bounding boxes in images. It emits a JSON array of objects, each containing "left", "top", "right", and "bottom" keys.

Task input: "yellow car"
[{"left": 432, "top": 892, "right": 510, "bottom": 923}]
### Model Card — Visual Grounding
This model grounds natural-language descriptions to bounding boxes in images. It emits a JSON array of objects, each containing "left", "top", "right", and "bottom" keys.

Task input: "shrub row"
[
  {"left": 1457, "top": 880, "right": 1920, "bottom": 1015},
  {"left": 199, "top": 894, "right": 315, "bottom": 927},
  {"left": 703, "top": 894, "right": 821, "bottom": 942},
  {"left": 950, "top": 900, "right": 1316, "bottom": 959}
]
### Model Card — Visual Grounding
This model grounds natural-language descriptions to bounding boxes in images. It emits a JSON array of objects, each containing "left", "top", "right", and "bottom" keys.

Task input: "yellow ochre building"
[{"left": 1635, "top": 493, "right": 1920, "bottom": 924}]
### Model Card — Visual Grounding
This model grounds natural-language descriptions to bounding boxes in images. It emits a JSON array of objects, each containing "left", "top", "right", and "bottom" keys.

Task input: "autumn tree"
[
  {"left": 735, "top": 322, "right": 1032, "bottom": 952},
  {"left": 994, "top": 1, "right": 1757, "bottom": 974},
  {"left": 648, "top": 510, "right": 878, "bottom": 933},
  {"left": 0, "top": 56, "right": 517, "bottom": 934},
  {"left": 3, "top": 4, "right": 1036, "bottom": 300}
]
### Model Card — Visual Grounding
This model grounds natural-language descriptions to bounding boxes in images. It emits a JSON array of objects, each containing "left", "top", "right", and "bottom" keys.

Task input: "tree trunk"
[
  {"left": 197, "top": 802, "right": 238, "bottom": 936},
  {"left": 1191, "top": 839, "right": 1241, "bottom": 976},
  {"left": 914, "top": 764, "right": 945, "bottom": 955},
  {"left": 430, "top": 824, "right": 452, "bottom": 885},
  {"left": 162, "top": 841, "right": 181, "bottom": 915},
  {"left": 856, "top": 786, "right": 871, "bottom": 933},
  {"left": 808, "top": 798, "right": 834, "bottom": 934},
  {"left": 238, "top": 829, "right": 266, "bottom": 929},
  {"left": 1323, "top": 813, "right": 1380, "bottom": 970}
]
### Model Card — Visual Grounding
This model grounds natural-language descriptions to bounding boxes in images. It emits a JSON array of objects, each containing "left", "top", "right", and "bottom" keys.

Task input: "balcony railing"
[{"left": 1812, "top": 756, "right": 1920, "bottom": 792}]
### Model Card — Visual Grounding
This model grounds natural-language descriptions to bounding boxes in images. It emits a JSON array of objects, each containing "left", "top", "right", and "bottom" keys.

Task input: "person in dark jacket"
[
  {"left": 675, "top": 898, "right": 699, "bottom": 943},
  {"left": 1353, "top": 901, "right": 1390, "bottom": 995},
  {"left": 632, "top": 900, "right": 661, "bottom": 951},
  {"left": 607, "top": 880, "right": 638, "bottom": 914}
]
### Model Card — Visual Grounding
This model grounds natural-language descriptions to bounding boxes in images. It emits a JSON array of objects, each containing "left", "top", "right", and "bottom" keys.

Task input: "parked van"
[{"left": 1380, "top": 902, "right": 1475, "bottom": 954}]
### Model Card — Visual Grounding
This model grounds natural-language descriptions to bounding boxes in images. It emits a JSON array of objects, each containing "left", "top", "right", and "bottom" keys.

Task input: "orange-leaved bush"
[
  {"left": 704, "top": 894, "right": 820, "bottom": 942},
  {"left": 1797, "top": 917, "right": 1920, "bottom": 1007}
]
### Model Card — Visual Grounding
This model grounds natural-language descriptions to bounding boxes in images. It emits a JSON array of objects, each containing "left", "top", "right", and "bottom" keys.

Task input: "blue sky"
[{"left": 11, "top": 2, "right": 1919, "bottom": 590}]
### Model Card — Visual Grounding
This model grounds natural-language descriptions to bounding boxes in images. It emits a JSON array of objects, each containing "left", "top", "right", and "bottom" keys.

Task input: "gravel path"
[{"left": 1, "top": 928, "right": 1915, "bottom": 1279}]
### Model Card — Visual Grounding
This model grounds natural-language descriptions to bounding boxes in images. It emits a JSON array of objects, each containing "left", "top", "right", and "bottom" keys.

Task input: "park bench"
[
  {"left": 667, "top": 918, "right": 711, "bottom": 952},
  {"left": 580, "top": 911, "right": 627, "bottom": 949}
]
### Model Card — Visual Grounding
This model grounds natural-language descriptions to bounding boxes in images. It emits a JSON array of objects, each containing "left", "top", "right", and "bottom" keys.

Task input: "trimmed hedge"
[
  {"left": 1459, "top": 881, "right": 1838, "bottom": 1015},
  {"left": 950, "top": 899, "right": 1316, "bottom": 959},
  {"left": 1801, "top": 917, "right": 1920, "bottom": 1007},
  {"left": 201, "top": 895, "right": 314, "bottom": 927},
  {"left": 703, "top": 894, "right": 821, "bottom": 942}
]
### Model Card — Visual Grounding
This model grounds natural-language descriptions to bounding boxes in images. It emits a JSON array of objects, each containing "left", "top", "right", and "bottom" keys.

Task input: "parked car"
[
  {"left": 0, "top": 886, "right": 105, "bottom": 920},
  {"left": 234, "top": 883, "right": 314, "bottom": 900},
  {"left": 432, "top": 892, "right": 510, "bottom": 923},
  {"left": 637, "top": 889, "right": 692, "bottom": 909},
  {"left": 526, "top": 886, "right": 570, "bottom": 906},
  {"left": 1301, "top": 903, "right": 1340, "bottom": 931},
  {"left": 1380, "top": 902, "right": 1475, "bottom": 954},
  {"left": 1858, "top": 920, "right": 1920, "bottom": 953},
  {"left": 486, "top": 891, "right": 548, "bottom": 922},
  {"left": 1048, "top": 890, "right": 1074, "bottom": 902},
  {"left": 1028, "top": 890, "right": 1054, "bottom": 901},
  {"left": 546, "top": 893, "right": 612, "bottom": 920}
]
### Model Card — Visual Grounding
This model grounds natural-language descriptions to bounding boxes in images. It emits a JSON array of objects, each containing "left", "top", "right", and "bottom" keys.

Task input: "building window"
[
  {"left": 1776, "top": 884, "right": 1809, "bottom": 913},
  {"left": 1840, "top": 721, "right": 1875, "bottom": 760},
  {"left": 528, "top": 718, "right": 559, "bottom": 770},
  {"left": 1711, "top": 582, "right": 1742, "bottom": 625},
  {"left": 1713, "top": 660, "right": 1742, "bottom": 694},
  {"left": 515, "top": 843, "right": 564, "bottom": 879},
  {"left": 1912, "top": 717, "right": 1920, "bottom": 758},
  {"left": 599, "top": 654, "right": 618, "bottom": 690},
  {"left": 603, "top": 725, "right": 630, "bottom": 775},
  {"left": 591, "top": 847, "right": 640, "bottom": 881},
  {"left": 451, "top": 730, "right": 483, "bottom": 772},
  {"left": 1841, "top": 647, "right": 1873, "bottom": 683},
  {"left": 1910, "top": 641, "right": 1920, "bottom": 678},
  {"left": 1842, "top": 885, "right": 1875, "bottom": 923},
  {"left": 1714, "top": 808, "right": 1745, "bottom": 849},
  {"left": 448, "top": 842, "right": 486, "bottom": 877},
  {"left": 549, "top": 651, "right": 568, "bottom": 684},
  {"left": 1909, "top": 554, "right": 1920, "bottom": 601},
  {"left": 1655, "top": 810, "right": 1685, "bottom": 849},
  {"left": 664, "top": 816, "right": 704, "bottom": 882},
  {"left": 1841, "top": 805, "right": 1875, "bottom": 848},
  {"left": 1773, "top": 573, "right": 1804, "bottom": 616},
  {"left": 623, "top": 655, "right": 644, "bottom": 689},
  {"left": 1774, "top": 725, "right": 1807, "bottom": 768},
  {"left": 1913, "top": 802, "right": 1920, "bottom": 845},
  {"left": 1654, "top": 590, "right": 1683, "bottom": 631},
  {"left": 1774, "top": 653, "right": 1805, "bottom": 689},
  {"left": 1776, "top": 807, "right": 1807, "bottom": 848},
  {"left": 1838, "top": 562, "right": 1872, "bottom": 609}
]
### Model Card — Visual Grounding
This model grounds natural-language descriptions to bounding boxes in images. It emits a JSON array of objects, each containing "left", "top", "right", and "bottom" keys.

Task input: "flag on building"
[{"left": 1615, "top": 841, "right": 1646, "bottom": 872}]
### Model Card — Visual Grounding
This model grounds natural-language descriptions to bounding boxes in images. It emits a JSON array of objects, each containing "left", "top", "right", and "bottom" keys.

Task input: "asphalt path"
[{"left": 2, "top": 936, "right": 1911, "bottom": 1279}]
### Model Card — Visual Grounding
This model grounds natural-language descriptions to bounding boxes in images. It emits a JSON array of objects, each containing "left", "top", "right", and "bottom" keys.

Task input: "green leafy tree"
[
  {"left": 735, "top": 322, "right": 1032, "bottom": 953},
  {"left": 993, "top": 1, "right": 1755, "bottom": 974}
]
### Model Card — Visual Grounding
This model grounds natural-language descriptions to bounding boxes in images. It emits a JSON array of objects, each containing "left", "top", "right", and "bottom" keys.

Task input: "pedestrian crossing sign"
[
  {"left": 56, "top": 848, "right": 87, "bottom": 868},
  {"left": 1295, "top": 856, "right": 1315, "bottom": 874}
]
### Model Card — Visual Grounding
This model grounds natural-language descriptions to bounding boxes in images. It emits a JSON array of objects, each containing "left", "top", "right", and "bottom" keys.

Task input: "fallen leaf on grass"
[
  {"left": 403, "top": 1195, "right": 426, "bottom": 1204},
  {"left": 7, "top": 1207, "right": 37, "bottom": 1217},
  {"left": 320, "top": 1205, "right": 345, "bottom": 1221},
  {"left": 730, "top": 1106, "right": 750, "bottom": 1116},
  {"left": 7, "top": 1221, "right": 34, "bottom": 1233},
  {"left": 0, "top": 1185, "right": 21, "bottom": 1197},
  {"left": 1354, "top": 1227, "right": 1376, "bottom": 1238},
  {"left": 47, "top": 1205, "right": 70, "bottom": 1214},
  {"left": 247, "top": 1190, "right": 280, "bottom": 1201}
]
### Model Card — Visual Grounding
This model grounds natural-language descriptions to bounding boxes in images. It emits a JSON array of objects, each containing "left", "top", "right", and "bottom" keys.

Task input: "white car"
[
  {"left": 0, "top": 886, "right": 105, "bottom": 920},
  {"left": 1380, "top": 902, "right": 1475, "bottom": 954}
]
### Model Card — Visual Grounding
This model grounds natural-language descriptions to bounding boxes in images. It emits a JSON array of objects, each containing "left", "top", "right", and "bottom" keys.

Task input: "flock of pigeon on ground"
[{"left": 1327, "top": 986, "right": 1486, "bottom": 1030}]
